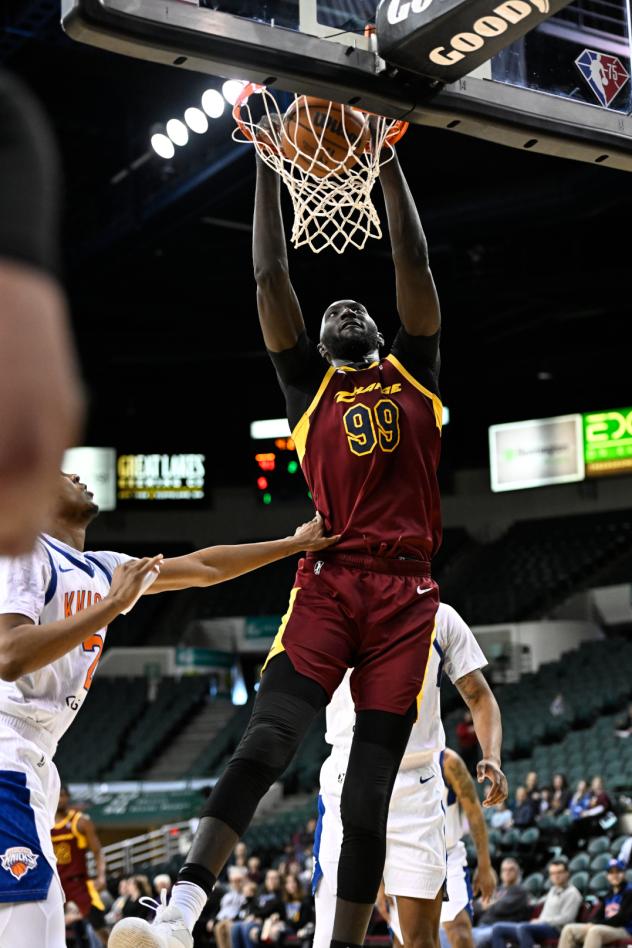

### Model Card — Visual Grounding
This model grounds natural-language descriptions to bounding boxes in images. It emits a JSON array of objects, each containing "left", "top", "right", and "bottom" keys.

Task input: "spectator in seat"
[
  {"left": 567, "top": 776, "right": 613, "bottom": 849},
  {"left": 525, "top": 772, "right": 542, "bottom": 808},
  {"left": 292, "top": 817, "right": 317, "bottom": 859},
  {"left": 456, "top": 709, "right": 479, "bottom": 775},
  {"left": 233, "top": 842, "right": 249, "bottom": 869},
  {"left": 570, "top": 781, "right": 591, "bottom": 820},
  {"left": 210, "top": 866, "right": 248, "bottom": 948},
  {"left": 491, "top": 801, "right": 514, "bottom": 832},
  {"left": 472, "top": 858, "right": 530, "bottom": 947},
  {"left": 614, "top": 703, "right": 632, "bottom": 738},
  {"left": 538, "top": 788, "right": 552, "bottom": 816},
  {"left": 489, "top": 858, "right": 582, "bottom": 948},
  {"left": 248, "top": 855, "right": 263, "bottom": 884},
  {"left": 551, "top": 773, "right": 571, "bottom": 816},
  {"left": 228, "top": 880, "right": 259, "bottom": 948},
  {"left": 558, "top": 859, "right": 632, "bottom": 948},
  {"left": 153, "top": 874, "right": 172, "bottom": 899},
  {"left": 120, "top": 875, "right": 153, "bottom": 921},
  {"left": 550, "top": 693, "right": 566, "bottom": 718},
  {"left": 232, "top": 869, "right": 284, "bottom": 948},
  {"left": 513, "top": 786, "right": 537, "bottom": 829},
  {"left": 261, "top": 875, "right": 313, "bottom": 945},
  {"left": 282, "top": 874, "right": 314, "bottom": 945}
]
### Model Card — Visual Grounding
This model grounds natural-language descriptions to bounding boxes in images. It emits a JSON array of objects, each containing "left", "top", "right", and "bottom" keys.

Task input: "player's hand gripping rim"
[
  {"left": 108, "top": 555, "right": 163, "bottom": 614},
  {"left": 477, "top": 758, "right": 508, "bottom": 808},
  {"left": 292, "top": 511, "right": 340, "bottom": 552},
  {"left": 255, "top": 110, "right": 283, "bottom": 157}
]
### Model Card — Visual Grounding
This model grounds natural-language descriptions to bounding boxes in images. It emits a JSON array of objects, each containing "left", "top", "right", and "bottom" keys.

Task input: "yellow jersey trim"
[
  {"left": 385, "top": 353, "right": 443, "bottom": 433},
  {"left": 416, "top": 618, "right": 438, "bottom": 718},
  {"left": 71, "top": 809, "right": 88, "bottom": 849},
  {"left": 335, "top": 361, "right": 379, "bottom": 373},
  {"left": 261, "top": 586, "right": 301, "bottom": 673},
  {"left": 87, "top": 879, "right": 106, "bottom": 911},
  {"left": 292, "top": 366, "right": 336, "bottom": 464}
]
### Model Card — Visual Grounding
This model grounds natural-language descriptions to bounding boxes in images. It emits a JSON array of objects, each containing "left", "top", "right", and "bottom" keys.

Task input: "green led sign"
[{"left": 583, "top": 406, "right": 632, "bottom": 477}]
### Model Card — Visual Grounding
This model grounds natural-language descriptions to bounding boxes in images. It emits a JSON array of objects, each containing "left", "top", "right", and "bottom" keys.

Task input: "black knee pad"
[{"left": 337, "top": 705, "right": 416, "bottom": 903}]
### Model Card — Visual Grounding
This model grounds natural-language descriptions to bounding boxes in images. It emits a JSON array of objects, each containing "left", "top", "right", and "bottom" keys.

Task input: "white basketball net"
[{"left": 233, "top": 85, "right": 408, "bottom": 254}]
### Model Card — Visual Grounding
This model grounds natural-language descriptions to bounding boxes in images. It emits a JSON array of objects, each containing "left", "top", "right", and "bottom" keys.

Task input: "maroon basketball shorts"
[{"left": 263, "top": 552, "right": 439, "bottom": 715}]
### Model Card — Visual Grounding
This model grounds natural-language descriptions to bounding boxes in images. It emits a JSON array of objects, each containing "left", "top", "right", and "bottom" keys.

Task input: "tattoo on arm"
[
  {"left": 445, "top": 751, "right": 478, "bottom": 806},
  {"left": 445, "top": 751, "right": 490, "bottom": 864},
  {"left": 456, "top": 669, "right": 485, "bottom": 704}
]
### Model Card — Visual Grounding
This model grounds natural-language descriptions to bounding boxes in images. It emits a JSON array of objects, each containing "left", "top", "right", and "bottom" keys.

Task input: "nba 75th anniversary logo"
[{"left": 576, "top": 49, "right": 630, "bottom": 108}]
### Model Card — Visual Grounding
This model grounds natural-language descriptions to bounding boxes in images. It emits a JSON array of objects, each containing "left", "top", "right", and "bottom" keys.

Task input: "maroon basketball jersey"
[{"left": 293, "top": 353, "right": 442, "bottom": 559}]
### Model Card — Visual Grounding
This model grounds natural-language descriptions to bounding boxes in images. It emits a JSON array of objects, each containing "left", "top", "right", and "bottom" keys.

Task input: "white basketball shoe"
[{"left": 108, "top": 891, "right": 193, "bottom": 948}]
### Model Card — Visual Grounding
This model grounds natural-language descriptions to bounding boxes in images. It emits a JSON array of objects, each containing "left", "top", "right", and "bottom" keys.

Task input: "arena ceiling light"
[
  {"left": 150, "top": 132, "right": 175, "bottom": 159},
  {"left": 166, "top": 118, "right": 189, "bottom": 146},
  {"left": 222, "top": 79, "right": 248, "bottom": 106},
  {"left": 201, "top": 88, "right": 225, "bottom": 119},
  {"left": 149, "top": 83, "right": 244, "bottom": 158},
  {"left": 184, "top": 107, "right": 209, "bottom": 134}
]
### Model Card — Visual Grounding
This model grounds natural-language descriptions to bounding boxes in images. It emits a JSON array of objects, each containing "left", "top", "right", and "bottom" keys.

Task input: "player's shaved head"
[{"left": 318, "top": 299, "right": 384, "bottom": 365}]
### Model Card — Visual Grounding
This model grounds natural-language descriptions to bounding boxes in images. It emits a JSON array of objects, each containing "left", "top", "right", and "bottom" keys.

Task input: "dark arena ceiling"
[{"left": 3, "top": 1, "right": 630, "bottom": 486}]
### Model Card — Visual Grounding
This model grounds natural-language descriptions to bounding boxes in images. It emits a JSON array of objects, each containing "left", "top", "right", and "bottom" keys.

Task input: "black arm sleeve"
[
  {"left": 0, "top": 70, "right": 61, "bottom": 275},
  {"left": 390, "top": 327, "right": 441, "bottom": 397},
  {"left": 267, "top": 331, "right": 328, "bottom": 432}
]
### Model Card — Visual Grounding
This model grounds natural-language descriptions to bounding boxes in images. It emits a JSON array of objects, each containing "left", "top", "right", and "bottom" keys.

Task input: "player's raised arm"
[
  {"left": 455, "top": 669, "right": 507, "bottom": 808},
  {"left": 378, "top": 150, "right": 441, "bottom": 337},
  {"left": 253, "top": 145, "right": 305, "bottom": 352},
  {"left": 148, "top": 513, "right": 338, "bottom": 593}
]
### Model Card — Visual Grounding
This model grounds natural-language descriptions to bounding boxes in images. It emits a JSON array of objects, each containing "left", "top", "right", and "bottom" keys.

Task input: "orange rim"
[
  {"left": 232, "top": 82, "right": 267, "bottom": 142},
  {"left": 233, "top": 84, "right": 409, "bottom": 153},
  {"left": 355, "top": 109, "right": 409, "bottom": 150}
]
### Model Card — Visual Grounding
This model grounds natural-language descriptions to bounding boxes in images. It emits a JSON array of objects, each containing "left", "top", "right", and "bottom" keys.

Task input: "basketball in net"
[
  {"left": 281, "top": 97, "right": 371, "bottom": 179},
  {"left": 232, "top": 84, "right": 409, "bottom": 254}
]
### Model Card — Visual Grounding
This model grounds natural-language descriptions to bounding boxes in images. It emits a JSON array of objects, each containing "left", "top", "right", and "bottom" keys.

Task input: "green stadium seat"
[
  {"left": 524, "top": 873, "right": 545, "bottom": 897},
  {"left": 590, "top": 854, "right": 612, "bottom": 873},
  {"left": 569, "top": 854, "right": 590, "bottom": 873},
  {"left": 518, "top": 827, "right": 540, "bottom": 851},
  {"left": 588, "top": 872, "right": 609, "bottom": 897},
  {"left": 499, "top": 828, "right": 521, "bottom": 851},
  {"left": 587, "top": 837, "right": 610, "bottom": 856},
  {"left": 570, "top": 872, "right": 589, "bottom": 895}
]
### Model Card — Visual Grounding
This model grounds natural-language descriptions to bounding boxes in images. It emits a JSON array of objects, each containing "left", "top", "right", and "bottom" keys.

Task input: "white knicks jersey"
[
  {"left": 323, "top": 603, "right": 487, "bottom": 773},
  {"left": 0, "top": 534, "right": 133, "bottom": 748}
]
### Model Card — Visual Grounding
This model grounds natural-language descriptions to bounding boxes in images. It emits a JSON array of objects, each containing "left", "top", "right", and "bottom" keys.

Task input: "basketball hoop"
[{"left": 233, "top": 84, "right": 409, "bottom": 254}]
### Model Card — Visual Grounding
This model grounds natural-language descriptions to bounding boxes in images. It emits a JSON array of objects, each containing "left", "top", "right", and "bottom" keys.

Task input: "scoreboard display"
[
  {"left": 117, "top": 453, "right": 207, "bottom": 502},
  {"left": 251, "top": 419, "right": 310, "bottom": 504}
]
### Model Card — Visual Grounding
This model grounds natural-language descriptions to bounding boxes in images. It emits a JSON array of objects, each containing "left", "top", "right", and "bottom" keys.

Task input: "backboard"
[{"left": 62, "top": 0, "right": 632, "bottom": 170}]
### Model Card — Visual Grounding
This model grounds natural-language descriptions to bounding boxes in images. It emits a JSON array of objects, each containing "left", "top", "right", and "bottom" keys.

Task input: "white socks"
[{"left": 170, "top": 881, "right": 208, "bottom": 931}]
